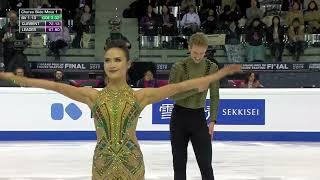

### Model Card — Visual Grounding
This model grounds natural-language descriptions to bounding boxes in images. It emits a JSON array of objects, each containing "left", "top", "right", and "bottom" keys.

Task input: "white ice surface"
[{"left": 0, "top": 141, "right": 319, "bottom": 180}]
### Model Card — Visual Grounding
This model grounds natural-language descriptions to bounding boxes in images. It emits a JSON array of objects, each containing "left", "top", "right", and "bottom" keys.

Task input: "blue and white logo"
[
  {"left": 51, "top": 103, "right": 82, "bottom": 120},
  {"left": 152, "top": 99, "right": 265, "bottom": 125},
  {"left": 214, "top": 99, "right": 265, "bottom": 125},
  {"left": 152, "top": 99, "right": 174, "bottom": 124}
]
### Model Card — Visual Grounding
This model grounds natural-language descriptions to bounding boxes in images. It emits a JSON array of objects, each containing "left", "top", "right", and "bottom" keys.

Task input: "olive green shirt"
[{"left": 169, "top": 57, "right": 220, "bottom": 123}]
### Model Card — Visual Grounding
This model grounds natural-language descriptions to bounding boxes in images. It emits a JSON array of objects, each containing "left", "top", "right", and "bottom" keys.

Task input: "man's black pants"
[{"left": 170, "top": 104, "right": 214, "bottom": 180}]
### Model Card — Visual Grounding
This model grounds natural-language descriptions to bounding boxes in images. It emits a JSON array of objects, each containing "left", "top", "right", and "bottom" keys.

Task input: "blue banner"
[{"left": 152, "top": 99, "right": 265, "bottom": 125}]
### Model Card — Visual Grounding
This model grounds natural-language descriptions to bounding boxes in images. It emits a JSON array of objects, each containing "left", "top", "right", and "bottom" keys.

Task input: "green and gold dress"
[{"left": 91, "top": 86, "right": 145, "bottom": 180}]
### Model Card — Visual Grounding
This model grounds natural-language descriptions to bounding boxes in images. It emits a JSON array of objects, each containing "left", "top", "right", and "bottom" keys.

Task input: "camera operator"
[{"left": 0, "top": 10, "right": 27, "bottom": 72}]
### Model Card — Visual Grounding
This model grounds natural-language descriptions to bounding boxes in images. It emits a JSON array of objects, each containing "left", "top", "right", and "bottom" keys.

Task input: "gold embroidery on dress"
[{"left": 91, "top": 86, "right": 144, "bottom": 180}]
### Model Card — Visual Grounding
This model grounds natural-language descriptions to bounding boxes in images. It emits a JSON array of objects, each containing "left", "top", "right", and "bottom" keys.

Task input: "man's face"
[
  {"left": 55, "top": 71, "right": 63, "bottom": 80},
  {"left": 189, "top": 44, "right": 208, "bottom": 63},
  {"left": 15, "top": 68, "right": 24, "bottom": 77},
  {"left": 8, "top": 13, "right": 17, "bottom": 24},
  {"left": 144, "top": 71, "right": 154, "bottom": 81}
]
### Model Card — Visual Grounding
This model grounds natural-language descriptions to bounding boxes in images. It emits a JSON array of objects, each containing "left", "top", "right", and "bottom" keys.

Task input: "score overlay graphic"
[{"left": 19, "top": 9, "right": 62, "bottom": 33}]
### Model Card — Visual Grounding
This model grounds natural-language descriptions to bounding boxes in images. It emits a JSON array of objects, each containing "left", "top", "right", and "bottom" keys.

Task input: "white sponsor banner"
[{"left": 0, "top": 88, "right": 320, "bottom": 132}]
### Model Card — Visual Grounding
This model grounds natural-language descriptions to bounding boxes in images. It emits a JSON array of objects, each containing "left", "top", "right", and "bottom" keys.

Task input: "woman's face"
[
  {"left": 144, "top": 71, "right": 154, "bottom": 81},
  {"left": 162, "top": 6, "right": 168, "bottom": 14},
  {"left": 249, "top": 73, "right": 255, "bottom": 81},
  {"left": 273, "top": 17, "right": 280, "bottom": 25},
  {"left": 309, "top": 2, "right": 316, "bottom": 10},
  {"left": 253, "top": 20, "right": 260, "bottom": 27},
  {"left": 147, "top": 5, "right": 153, "bottom": 14},
  {"left": 293, "top": 2, "right": 299, "bottom": 10},
  {"left": 84, "top": 5, "right": 90, "bottom": 13},
  {"left": 104, "top": 48, "right": 131, "bottom": 81},
  {"left": 251, "top": 0, "right": 257, "bottom": 7}
]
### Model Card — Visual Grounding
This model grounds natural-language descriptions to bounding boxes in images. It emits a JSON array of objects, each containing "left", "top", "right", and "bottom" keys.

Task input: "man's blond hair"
[
  {"left": 7, "top": 10, "right": 17, "bottom": 17},
  {"left": 188, "top": 32, "right": 208, "bottom": 48}
]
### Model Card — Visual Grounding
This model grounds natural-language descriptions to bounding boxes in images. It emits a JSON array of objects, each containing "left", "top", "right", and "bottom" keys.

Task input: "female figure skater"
[{"left": 0, "top": 40, "right": 241, "bottom": 180}]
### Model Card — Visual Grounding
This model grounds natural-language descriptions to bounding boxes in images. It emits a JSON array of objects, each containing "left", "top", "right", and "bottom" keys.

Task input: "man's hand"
[{"left": 208, "top": 122, "right": 215, "bottom": 140}]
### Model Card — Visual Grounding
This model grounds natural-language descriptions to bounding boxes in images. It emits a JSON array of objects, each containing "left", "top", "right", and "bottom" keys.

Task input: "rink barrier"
[
  {"left": 1, "top": 131, "right": 320, "bottom": 141},
  {"left": 1, "top": 88, "right": 320, "bottom": 142}
]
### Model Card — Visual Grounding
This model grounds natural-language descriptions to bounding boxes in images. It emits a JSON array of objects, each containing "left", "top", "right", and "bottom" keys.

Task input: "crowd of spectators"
[{"left": 125, "top": 0, "right": 320, "bottom": 62}]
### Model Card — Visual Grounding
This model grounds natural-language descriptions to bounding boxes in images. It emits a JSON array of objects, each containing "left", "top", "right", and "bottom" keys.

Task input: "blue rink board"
[{"left": 0, "top": 131, "right": 320, "bottom": 142}]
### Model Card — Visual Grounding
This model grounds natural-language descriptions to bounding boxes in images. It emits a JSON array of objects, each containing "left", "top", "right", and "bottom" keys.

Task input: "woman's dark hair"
[
  {"left": 224, "top": 5, "right": 231, "bottom": 12},
  {"left": 104, "top": 40, "right": 130, "bottom": 61},
  {"left": 244, "top": 72, "right": 258, "bottom": 84},
  {"left": 271, "top": 16, "right": 281, "bottom": 27},
  {"left": 189, "top": 4, "right": 196, "bottom": 11},
  {"left": 292, "top": 1, "right": 301, "bottom": 10},
  {"left": 307, "top": 0, "right": 318, "bottom": 11},
  {"left": 146, "top": 4, "right": 154, "bottom": 12}
]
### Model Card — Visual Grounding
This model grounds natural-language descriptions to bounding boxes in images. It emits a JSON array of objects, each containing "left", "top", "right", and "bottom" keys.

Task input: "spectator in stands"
[
  {"left": 202, "top": 8, "right": 217, "bottom": 34},
  {"left": 181, "top": 5, "right": 201, "bottom": 35},
  {"left": 54, "top": 69, "right": 69, "bottom": 84},
  {"left": 282, "top": 0, "right": 303, "bottom": 11},
  {"left": 233, "top": 3, "right": 244, "bottom": 21},
  {"left": 304, "top": 0, "right": 320, "bottom": 9},
  {"left": 222, "top": 0, "right": 237, "bottom": 11},
  {"left": 245, "top": 18, "right": 265, "bottom": 62},
  {"left": 181, "top": 0, "right": 196, "bottom": 13},
  {"left": 304, "top": 0, "right": 320, "bottom": 33},
  {"left": 140, "top": 5, "right": 160, "bottom": 36},
  {"left": 72, "top": 7, "right": 83, "bottom": 48},
  {"left": 225, "top": 21, "right": 243, "bottom": 62},
  {"left": 241, "top": 72, "right": 264, "bottom": 88},
  {"left": 266, "top": 16, "right": 285, "bottom": 62},
  {"left": 161, "top": 5, "right": 177, "bottom": 35},
  {"left": 73, "top": 5, "right": 91, "bottom": 49},
  {"left": 81, "top": 5, "right": 92, "bottom": 32},
  {"left": 136, "top": 70, "right": 159, "bottom": 88},
  {"left": 14, "top": 67, "right": 25, "bottom": 77},
  {"left": 81, "top": 5, "right": 93, "bottom": 49},
  {"left": 246, "top": 0, "right": 264, "bottom": 26},
  {"left": 47, "top": 21, "right": 71, "bottom": 60},
  {"left": 0, "top": 10, "right": 25, "bottom": 71},
  {"left": 226, "top": 21, "right": 241, "bottom": 44},
  {"left": 219, "top": 5, "right": 241, "bottom": 31},
  {"left": 237, "top": 0, "right": 251, "bottom": 17},
  {"left": 288, "top": 18, "right": 305, "bottom": 61},
  {"left": 286, "top": 1, "right": 304, "bottom": 26}
]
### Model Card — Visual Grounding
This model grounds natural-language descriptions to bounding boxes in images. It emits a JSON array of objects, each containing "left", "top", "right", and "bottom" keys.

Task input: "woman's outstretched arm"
[
  {"left": 0, "top": 72, "right": 98, "bottom": 108},
  {"left": 137, "top": 64, "right": 241, "bottom": 107}
]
